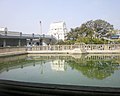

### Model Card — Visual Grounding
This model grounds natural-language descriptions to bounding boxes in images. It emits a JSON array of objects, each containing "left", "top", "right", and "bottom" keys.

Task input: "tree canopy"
[{"left": 64, "top": 19, "right": 114, "bottom": 44}]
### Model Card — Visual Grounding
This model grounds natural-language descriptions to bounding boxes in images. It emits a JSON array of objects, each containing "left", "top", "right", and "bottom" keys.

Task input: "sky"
[{"left": 0, "top": 0, "right": 120, "bottom": 34}]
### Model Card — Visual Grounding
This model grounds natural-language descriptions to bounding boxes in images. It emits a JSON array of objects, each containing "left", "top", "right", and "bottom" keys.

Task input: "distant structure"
[
  {"left": 111, "top": 34, "right": 120, "bottom": 39},
  {"left": 111, "top": 30, "right": 120, "bottom": 39},
  {"left": 49, "top": 21, "right": 68, "bottom": 41},
  {"left": 0, "top": 27, "right": 57, "bottom": 47},
  {"left": 0, "top": 27, "right": 8, "bottom": 32}
]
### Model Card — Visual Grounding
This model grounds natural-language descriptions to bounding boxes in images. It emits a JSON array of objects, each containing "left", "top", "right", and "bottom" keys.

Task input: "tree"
[
  {"left": 66, "top": 28, "right": 78, "bottom": 40},
  {"left": 79, "top": 19, "right": 114, "bottom": 38},
  {"left": 94, "top": 19, "right": 114, "bottom": 37},
  {"left": 65, "top": 19, "right": 114, "bottom": 44}
]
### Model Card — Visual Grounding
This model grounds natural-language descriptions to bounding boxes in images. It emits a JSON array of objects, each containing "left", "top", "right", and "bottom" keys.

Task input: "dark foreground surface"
[{"left": 0, "top": 80, "right": 120, "bottom": 96}]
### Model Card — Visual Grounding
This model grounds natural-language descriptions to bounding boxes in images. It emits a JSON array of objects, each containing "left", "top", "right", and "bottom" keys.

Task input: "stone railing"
[
  {"left": 29, "top": 44, "right": 120, "bottom": 51},
  {"left": 82, "top": 44, "right": 120, "bottom": 50},
  {"left": 30, "top": 45, "right": 78, "bottom": 51},
  {"left": 0, "top": 44, "right": 120, "bottom": 54}
]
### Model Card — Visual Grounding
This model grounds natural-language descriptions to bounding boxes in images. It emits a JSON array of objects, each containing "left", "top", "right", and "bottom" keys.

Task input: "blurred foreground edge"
[{"left": 0, "top": 79, "right": 120, "bottom": 96}]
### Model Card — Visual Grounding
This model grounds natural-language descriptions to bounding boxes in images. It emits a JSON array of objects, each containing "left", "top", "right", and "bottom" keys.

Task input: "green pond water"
[{"left": 0, "top": 54, "right": 120, "bottom": 88}]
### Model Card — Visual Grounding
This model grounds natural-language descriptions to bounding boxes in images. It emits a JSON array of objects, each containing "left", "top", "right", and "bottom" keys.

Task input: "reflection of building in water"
[{"left": 51, "top": 60, "right": 67, "bottom": 71}]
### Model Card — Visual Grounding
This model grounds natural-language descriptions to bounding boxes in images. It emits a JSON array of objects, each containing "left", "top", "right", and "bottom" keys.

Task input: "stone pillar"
[
  {"left": 20, "top": 32, "right": 22, "bottom": 37},
  {"left": 18, "top": 39, "right": 21, "bottom": 47},
  {"left": 39, "top": 39, "right": 43, "bottom": 45},
  {"left": 32, "top": 33, "right": 34, "bottom": 37},
  {"left": 5, "top": 31, "right": 7, "bottom": 36},
  {"left": 26, "top": 39, "right": 29, "bottom": 46},
  {"left": 3, "top": 39, "right": 6, "bottom": 47},
  {"left": 30, "top": 39, "right": 33, "bottom": 46},
  {"left": 49, "top": 39, "right": 51, "bottom": 45}
]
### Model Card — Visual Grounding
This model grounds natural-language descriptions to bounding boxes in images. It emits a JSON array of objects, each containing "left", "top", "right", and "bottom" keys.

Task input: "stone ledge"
[
  {"left": 0, "top": 51, "right": 27, "bottom": 57},
  {"left": 87, "top": 50, "right": 120, "bottom": 54},
  {"left": 0, "top": 49, "right": 120, "bottom": 57},
  {"left": 0, "top": 79, "right": 120, "bottom": 96}
]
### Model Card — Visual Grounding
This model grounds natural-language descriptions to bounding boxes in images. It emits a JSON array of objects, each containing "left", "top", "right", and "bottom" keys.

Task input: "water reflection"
[
  {"left": 68, "top": 59, "right": 119, "bottom": 80},
  {"left": 0, "top": 54, "right": 120, "bottom": 80},
  {"left": 0, "top": 55, "right": 28, "bottom": 73},
  {"left": 51, "top": 60, "right": 67, "bottom": 71}
]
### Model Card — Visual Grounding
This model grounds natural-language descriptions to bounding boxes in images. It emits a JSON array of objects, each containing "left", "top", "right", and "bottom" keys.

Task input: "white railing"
[
  {"left": 0, "top": 44, "right": 120, "bottom": 53},
  {"left": 29, "top": 44, "right": 120, "bottom": 51}
]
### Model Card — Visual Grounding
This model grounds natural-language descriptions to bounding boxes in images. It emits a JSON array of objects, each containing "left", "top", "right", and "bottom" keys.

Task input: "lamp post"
[{"left": 40, "top": 21, "right": 42, "bottom": 35}]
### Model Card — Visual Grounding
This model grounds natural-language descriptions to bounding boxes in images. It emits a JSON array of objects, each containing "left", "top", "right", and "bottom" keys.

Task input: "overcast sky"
[{"left": 0, "top": 0, "right": 120, "bottom": 34}]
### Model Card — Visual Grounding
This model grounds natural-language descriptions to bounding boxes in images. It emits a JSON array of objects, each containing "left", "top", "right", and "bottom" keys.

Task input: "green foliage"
[
  {"left": 66, "top": 28, "right": 78, "bottom": 40},
  {"left": 74, "top": 37, "right": 108, "bottom": 44},
  {"left": 113, "top": 39, "right": 120, "bottom": 44},
  {"left": 65, "top": 19, "right": 114, "bottom": 44},
  {"left": 55, "top": 40, "right": 65, "bottom": 45},
  {"left": 55, "top": 40, "right": 75, "bottom": 45}
]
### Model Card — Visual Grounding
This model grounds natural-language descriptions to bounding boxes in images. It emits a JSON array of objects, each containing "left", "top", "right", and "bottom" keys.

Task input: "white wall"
[
  {"left": 49, "top": 21, "right": 67, "bottom": 41},
  {"left": 0, "top": 27, "right": 8, "bottom": 31}
]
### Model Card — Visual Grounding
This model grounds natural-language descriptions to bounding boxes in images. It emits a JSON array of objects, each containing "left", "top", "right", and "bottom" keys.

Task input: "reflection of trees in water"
[
  {"left": 0, "top": 55, "right": 28, "bottom": 68},
  {"left": 0, "top": 54, "right": 120, "bottom": 79},
  {"left": 67, "top": 59, "right": 120, "bottom": 80},
  {"left": 0, "top": 55, "right": 46, "bottom": 73},
  {"left": 0, "top": 55, "right": 41, "bottom": 73}
]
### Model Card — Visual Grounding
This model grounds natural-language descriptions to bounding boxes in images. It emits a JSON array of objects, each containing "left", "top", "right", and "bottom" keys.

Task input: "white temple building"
[{"left": 49, "top": 21, "right": 67, "bottom": 41}]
